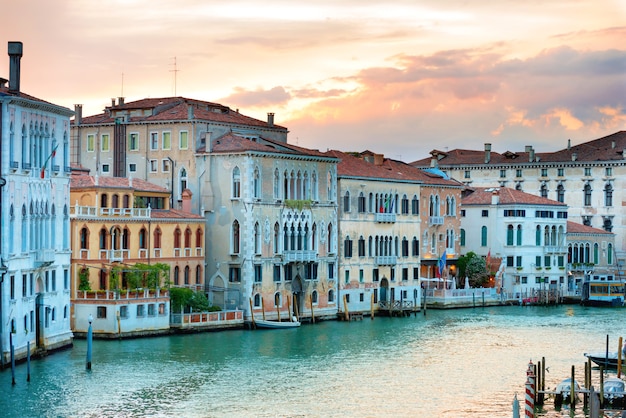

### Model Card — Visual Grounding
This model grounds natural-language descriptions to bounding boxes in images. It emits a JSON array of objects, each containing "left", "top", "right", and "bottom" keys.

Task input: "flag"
[
  {"left": 40, "top": 143, "right": 59, "bottom": 179},
  {"left": 437, "top": 250, "right": 447, "bottom": 278},
  {"left": 389, "top": 194, "right": 395, "bottom": 214},
  {"left": 383, "top": 195, "right": 389, "bottom": 213}
]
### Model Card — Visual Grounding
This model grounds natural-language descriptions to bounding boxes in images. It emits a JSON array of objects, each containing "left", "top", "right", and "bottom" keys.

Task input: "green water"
[{"left": 1, "top": 305, "right": 624, "bottom": 417}]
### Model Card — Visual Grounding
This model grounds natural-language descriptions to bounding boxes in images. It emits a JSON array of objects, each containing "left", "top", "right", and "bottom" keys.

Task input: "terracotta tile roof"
[
  {"left": 461, "top": 187, "right": 567, "bottom": 207},
  {"left": 566, "top": 221, "right": 613, "bottom": 235},
  {"left": 206, "top": 132, "right": 332, "bottom": 159},
  {"left": 70, "top": 174, "right": 169, "bottom": 193},
  {"left": 150, "top": 209, "right": 204, "bottom": 219},
  {"left": 411, "top": 131, "right": 626, "bottom": 166},
  {"left": 328, "top": 150, "right": 463, "bottom": 187},
  {"left": 74, "top": 96, "right": 287, "bottom": 131}
]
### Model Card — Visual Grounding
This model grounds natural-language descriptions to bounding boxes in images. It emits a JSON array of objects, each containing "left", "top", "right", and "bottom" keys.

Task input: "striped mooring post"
[{"left": 525, "top": 360, "right": 535, "bottom": 417}]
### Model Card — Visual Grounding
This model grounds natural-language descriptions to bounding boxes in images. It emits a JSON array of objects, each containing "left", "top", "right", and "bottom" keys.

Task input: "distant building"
[
  {"left": 412, "top": 131, "right": 626, "bottom": 265},
  {"left": 69, "top": 173, "right": 205, "bottom": 337},
  {"left": 0, "top": 42, "right": 74, "bottom": 363},
  {"left": 460, "top": 187, "right": 569, "bottom": 298}
]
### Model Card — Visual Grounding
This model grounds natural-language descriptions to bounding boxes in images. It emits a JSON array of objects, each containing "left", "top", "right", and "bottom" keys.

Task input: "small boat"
[
  {"left": 581, "top": 277, "right": 626, "bottom": 307},
  {"left": 554, "top": 378, "right": 582, "bottom": 405},
  {"left": 253, "top": 319, "right": 301, "bottom": 329},
  {"left": 603, "top": 377, "right": 626, "bottom": 408},
  {"left": 585, "top": 351, "right": 626, "bottom": 369}
]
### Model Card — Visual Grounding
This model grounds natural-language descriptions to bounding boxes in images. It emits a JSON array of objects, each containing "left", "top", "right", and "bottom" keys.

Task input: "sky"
[{"left": 2, "top": 0, "right": 626, "bottom": 162}]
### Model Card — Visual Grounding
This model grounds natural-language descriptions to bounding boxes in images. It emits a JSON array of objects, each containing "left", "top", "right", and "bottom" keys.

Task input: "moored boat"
[
  {"left": 554, "top": 378, "right": 582, "bottom": 405},
  {"left": 253, "top": 318, "right": 301, "bottom": 329},
  {"left": 581, "top": 277, "right": 625, "bottom": 307},
  {"left": 585, "top": 351, "right": 626, "bottom": 369},
  {"left": 603, "top": 377, "right": 626, "bottom": 408}
]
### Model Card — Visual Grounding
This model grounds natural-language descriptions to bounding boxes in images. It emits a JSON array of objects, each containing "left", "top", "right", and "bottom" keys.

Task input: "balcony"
[
  {"left": 33, "top": 249, "right": 55, "bottom": 266},
  {"left": 284, "top": 250, "right": 317, "bottom": 263},
  {"left": 375, "top": 213, "right": 396, "bottom": 223},
  {"left": 99, "top": 249, "right": 129, "bottom": 262},
  {"left": 544, "top": 246, "right": 567, "bottom": 254},
  {"left": 70, "top": 205, "right": 151, "bottom": 219},
  {"left": 375, "top": 255, "right": 397, "bottom": 266},
  {"left": 429, "top": 216, "right": 444, "bottom": 225}
]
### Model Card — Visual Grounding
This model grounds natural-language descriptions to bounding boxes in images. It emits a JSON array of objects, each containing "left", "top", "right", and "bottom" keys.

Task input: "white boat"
[
  {"left": 253, "top": 319, "right": 301, "bottom": 329},
  {"left": 603, "top": 377, "right": 626, "bottom": 408},
  {"left": 585, "top": 351, "right": 625, "bottom": 369},
  {"left": 555, "top": 378, "right": 582, "bottom": 404}
]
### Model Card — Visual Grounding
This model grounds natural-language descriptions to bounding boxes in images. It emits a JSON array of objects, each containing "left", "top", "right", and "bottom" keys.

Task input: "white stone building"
[
  {"left": 0, "top": 42, "right": 74, "bottom": 364},
  {"left": 460, "top": 187, "right": 569, "bottom": 298}
]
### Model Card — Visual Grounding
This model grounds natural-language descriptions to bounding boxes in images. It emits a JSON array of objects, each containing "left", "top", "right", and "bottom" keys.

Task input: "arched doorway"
[
  {"left": 210, "top": 275, "right": 225, "bottom": 308},
  {"left": 35, "top": 275, "right": 45, "bottom": 349},
  {"left": 380, "top": 278, "right": 389, "bottom": 302},
  {"left": 292, "top": 275, "right": 303, "bottom": 318}
]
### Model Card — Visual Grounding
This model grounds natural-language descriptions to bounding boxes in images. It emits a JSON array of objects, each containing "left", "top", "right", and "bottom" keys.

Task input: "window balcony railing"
[
  {"left": 544, "top": 246, "right": 567, "bottom": 254},
  {"left": 429, "top": 216, "right": 444, "bottom": 225},
  {"left": 99, "top": 249, "right": 128, "bottom": 262},
  {"left": 70, "top": 205, "right": 152, "bottom": 219},
  {"left": 33, "top": 249, "right": 55, "bottom": 266},
  {"left": 375, "top": 255, "right": 397, "bottom": 266},
  {"left": 284, "top": 250, "right": 317, "bottom": 263},
  {"left": 375, "top": 213, "right": 396, "bottom": 223}
]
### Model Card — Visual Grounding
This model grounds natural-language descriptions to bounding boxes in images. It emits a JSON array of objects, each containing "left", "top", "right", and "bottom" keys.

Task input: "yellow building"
[{"left": 69, "top": 172, "right": 205, "bottom": 337}]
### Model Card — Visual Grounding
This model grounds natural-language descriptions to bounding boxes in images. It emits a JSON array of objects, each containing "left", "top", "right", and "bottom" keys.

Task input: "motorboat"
[
  {"left": 603, "top": 377, "right": 626, "bottom": 408},
  {"left": 253, "top": 318, "right": 301, "bottom": 329},
  {"left": 555, "top": 378, "right": 582, "bottom": 404},
  {"left": 581, "top": 278, "right": 625, "bottom": 307},
  {"left": 585, "top": 351, "right": 626, "bottom": 369}
]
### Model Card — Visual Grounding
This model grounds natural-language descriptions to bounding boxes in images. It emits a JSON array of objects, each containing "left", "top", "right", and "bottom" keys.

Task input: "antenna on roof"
[
  {"left": 170, "top": 57, "right": 179, "bottom": 96},
  {"left": 121, "top": 72, "right": 124, "bottom": 97}
]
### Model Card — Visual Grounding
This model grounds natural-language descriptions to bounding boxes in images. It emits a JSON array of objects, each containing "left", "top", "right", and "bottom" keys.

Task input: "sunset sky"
[{"left": 2, "top": 0, "right": 625, "bottom": 162}]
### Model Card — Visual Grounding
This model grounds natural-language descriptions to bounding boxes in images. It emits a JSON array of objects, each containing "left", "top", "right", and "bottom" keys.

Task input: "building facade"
[
  {"left": 412, "top": 131, "right": 626, "bottom": 266},
  {"left": 460, "top": 187, "right": 569, "bottom": 298},
  {"left": 69, "top": 174, "right": 204, "bottom": 337},
  {"left": 0, "top": 42, "right": 74, "bottom": 363},
  {"left": 200, "top": 133, "right": 339, "bottom": 322}
]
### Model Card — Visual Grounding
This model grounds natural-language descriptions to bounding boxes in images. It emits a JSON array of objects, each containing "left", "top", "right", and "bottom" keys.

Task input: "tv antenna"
[{"left": 170, "top": 57, "right": 180, "bottom": 96}]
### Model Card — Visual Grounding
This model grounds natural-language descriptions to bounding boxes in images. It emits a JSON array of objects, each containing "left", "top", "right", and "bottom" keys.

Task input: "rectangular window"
[
  {"left": 64, "top": 269, "right": 69, "bottom": 290},
  {"left": 373, "top": 268, "right": 379, "bottom": 282},
  {"left": 22, "top": 275, "right": 27, "bottom": 296},
  {"left": 516, "top": 256, "right": 522, "bottom": 267},
  {"left": 284, "top": 264, "right": 293, "bottom": 281},
  {"left": 359, "top": 269, "right": 364, "bottom": 283},
  {"left": 516, "top": 169, "right": 522, "bottom": 177},
  {"left": 359, "top": 293, "right": 364, "bottom": 302},
  {"left": 606, "top": 167, "right": 613, "bottom": 176},
  {"left": 273, "top": 265, "right": 281, "bottom": 282},
  {"left": 390, "top": 268, "right": 395, "bottom": 281},
  {"left": 148, "top": 304, "right": 156, "bottom": 316},
  {"left": 229, "top": 267, "right": 241, "bottom": 283},
  {"left": 119, "top": 306, "right": 129, "bottom": 319},
  {"left": 150, "top": 132, "right": 159, "bottom": 150},
  {"left": 500, "top": 169, "right": 506, "bottom": 178},
  {"left": 102, "top": 164, "right": 110, "bottom": 173},
  {"left": 557, "top": 168, "right": 564, "bottom": 176},
  {"left": 150, "top": 160, "right": 158, "bottom": 172},
  {"left": 584, "top": 167, "right": 591, "bottom": 176},
  {"left": 179, "top": 131, "right": 189, "bottom": 150},
  {"left": 481, "top": 210, "right": 489, "bottom": 217},
  {"left": 10, "top": 275, "right": 15, "bottom": 299},
  {"left": 402, "top": 268, "right": 408, "bottom": 281},
  {"left": 52, "top": 270, "right": 56, "bottom": 291},
  {"left": 129, "top": 163, "right": 137, "bottom": 173},
  {"left": 506, "top": 256, "right": 514, "bottom": 267},
  {"left": 413, "top": 267, "right": 419, "bottom": 280},
  {"left": 101, "top": 134, "right": 110, "bottom": 152},
  {"left": 159, "top": 303, "right": 166, "bottom": 315},
  {"left": 254, "top": 264, "right": 262, "bottom": 282},
  {"left": 464, "top": 170, "right": 471, "bottom": 179},
  {"left": 544, "top": 255, "right": 551, "bottom": 268},
  {"left": 328, "top": 262, "right": 334, "bottom": 279},
  {"left": 129, "top": 133, "right": 139, "bottom": 151},
  {"left": 87, "top": 134, "right": 95, "bottom": 152},
  {"left": 541, "top": 168, "right": 548, "bottom": 177},
  {"left": 535, "top": 256, "right": 542, "bottom": 267},
  {"left": 558, "top": 255, "right": 564, "bottom": 267},
  {"left": 97, "top": 306, "right": 107, "bottom": 319},
  {"left": 162, "top": 132, "right": 171, "bottom": 150},
  {"left": 136, "top": 305, "right": 145, "bottom": 317},
  {"left": 344, "top": 270, "right": 350, "bottom": 284},
  {"left": 162, "top": 159, "right": 170, "bottom": 172}
]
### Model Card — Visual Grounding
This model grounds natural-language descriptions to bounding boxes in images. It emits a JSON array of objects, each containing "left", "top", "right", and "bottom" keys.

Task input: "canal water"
[{"left": 1, "top": 305, "right": 624, "bottom": 417}]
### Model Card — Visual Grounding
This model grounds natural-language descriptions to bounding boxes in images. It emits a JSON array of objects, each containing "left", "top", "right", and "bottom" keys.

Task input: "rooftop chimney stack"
[
  {"left": 567, "top": 139, "right": 571, "bottom": 150},
  {"left": 529, "top": 147, "right": 535, "bottom": 162},
  {"left": 484, "top": 143, "right": 492, "bottom": 164},
  {"left": 74, "top": 104, "right": 83, "bottom": 125},
  {"left": 572, "top": 153, "right": 577, "bottom": 161},
  {"left": 267, "top": 113, "right": 275, "bottom": 127},
  {"left": 491, "top": 189, "right": 499, "bottom": 205},
  {"left": 8, "top": 41, "right": 23, "bottom": 93},
  {"left": 374, "top": 153, "right": 384, "bottom": 166},
  {"left": 118, "top": 97, "right": 124, "bottom": 106}
]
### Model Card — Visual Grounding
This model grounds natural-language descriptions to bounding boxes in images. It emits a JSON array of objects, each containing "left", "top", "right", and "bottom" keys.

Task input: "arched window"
[
  {"left": 253, "top": 166, "right": 260, "bottom": 198},
  {"left": 179, "top": 167, "right": 188, "bottom": 201},
  {"left": 80, "top": 227, "right": 89, "bottom": 249},
  {"left": 540, "top": 184, "right": 548, "bottom": 198},
  {"left": 254, "top": 293, "right": 261, "bottom": 308},
  {"left": 460, "top": 229, "right": 465, "bottom": 246},
  {"left": 195, "top": 228, "right": 203, "bottom": 248},
  {"left": 184, "top": 266, "right": 190, "bottom": 285},
  {"left": 254, "top": 222, "right": 261, "bottom": 254},
  {"left": 100, "top": 193, "right": 108, "bottom": 208},
  {"left": 196, "top": 265, "right": 202, "bottom": 284},
  {"left": 274, "top": 168, "right": 280, "bottom": 199},
  {"left": 594, "top": 243, "right": 599, "bottom": 264},
  {"left": 139, "top": 228, "right": 147, "bottom": 249},
  {"left": 154, "top": 228, "right": 162, "bottom": 249},
  {"left": 173, "top": 266, "right": 180, "bottom": 286},
  {"left": 412, "top": 237, "right": 419, "bottom": 256},
  {"left": 412, "top": 195, "right": 419, "bottom": 215},
  {"left": 557, "top": 184, "right": 565, "bottom": 203},
  {"left": 99, "top": 228, "right": 107, "bottom": 250},
  {"left": 232, "top": 220, "right": 240, "bottom": 254},
  {"left": 174, "top": 227, "right": 182, "bottom": 248},
  {"left": 506, "top": 225, "right": 514, "bottom": 245},
  {"left": 343, "top": 191, "right": 350, "bottom": 213},
  {"left": 273, "top": 223, "right": 280, "bottom": 254},
  {"left": 123, "top": 194, "right": 130, "bottom": 208},
  {"left": 274, "top": 292, "right": 282, "bottom": 307},
  {"left": 232, "top": 167, "right": 241, "bottom": 198},
  {"left": 535, "top": 226, "right": 541, "bottom": 246},
  {"left": 358, "top": 192, "right": 366, "bottom": 213},
  {"left": 327, "top": 223, "right": 333, "bottom": 253},
  {"left": 481, "top": 226, "right": 487, "bottom": 247},
  {"left": 608, "top": 243, "right": 613, "bottom": 265},
  {"left": 311, "top": 290, "right": 318, "bottom": 304},
  {"left": 112, "top": 194, "right": 119, "bottom": 208},
  {"left": 184, "top": 227, "right": 192, "bottom": 248},
  {"left": 516, "top": 225, "right": 522, "bottom": 246},
  {"left": 402, "top": 194, "right": 409, "bottom": 215},
  {"left": 328, "top": 289, "right": 335, "bottom": 303}
]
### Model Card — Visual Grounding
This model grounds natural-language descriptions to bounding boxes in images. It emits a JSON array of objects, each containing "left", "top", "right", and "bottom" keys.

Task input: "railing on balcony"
[
  {"left": 154, "top": 248, "right": 161, "bottom": 258},
  {"left": 98, "top": 249, "right": 129, "bottom": 262},
  {"left": 184, "top": 248, "right": 192, "bottom": 257},
  {"left": 429, "top": 216, "right": 444, "bottom": 225},
  {"left": 138, "top": 249, "right": 148, "bottom": 258},
  {"left": 195, "top": 248, "right": 203, "bottom": 257},
  {"left": 70, "top": 205, "right": 151, "bottom": 219},
  {"left": 545, "top": 246, "right": 567, "bottom": 254},
  {"left": 174, "top": 248, "right": 181, "bottom": 257},
  {"left": 33, "top": 249, "right": 55, "bottom": 266},
  {"left": 569, "top": 263, "right": 595, "bottom": 272},
  {"left": 375, "top": 213, "right": 396, "bottom": 223},
  {"left": 80, "top": 249, "right": 89, "bottom": 259},
  {"left": 375, "top": 255, "right": 397, "bottom": 266},
  {"left": 284, "top": 250, "right": 317, "bottom": 263}
]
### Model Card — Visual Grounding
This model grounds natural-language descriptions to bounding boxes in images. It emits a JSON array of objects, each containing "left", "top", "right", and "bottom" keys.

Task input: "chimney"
[
  {"left": 374, "top": 153, "right": 384, "bottom": 166},
  {"left": 572, "top": 153, "right": 577, "bottom": 161},
  {"left": 529, "top": 147, "right": 535, "bottom": 163},
  {"left": 74, "top": 104, "right": 83, "bottom": 125},
  {"left": 8, "top": 41, "right": 23, "bottom": 93},
  {"left": 491, "top": 189, "right": 499, "bottom": 205},
  {"left": 267, "top": 112, "right": 275, "bottom": 127},
  {"left": 430, "top": 157, "right": 438, "bottom": 168},
  {"left": 118, "top": 97, "right": 124, "bottom": 106},
  {"left": 181, "top": 189, "right": 192, "bottom": 213},
  {"left": 188, "top": 104, "right": 194, "bottom": 120},
  {"left": 484, "top": 143, "right": 491, "bottom": 164},
  {"left": 567, "top": 139, "right": 571, "bottom": 150},
  {"left": 111, "top": 98, "right": 116, "bottom": 107}
]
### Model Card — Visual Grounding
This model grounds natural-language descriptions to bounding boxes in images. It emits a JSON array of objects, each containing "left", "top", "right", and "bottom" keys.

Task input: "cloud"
[{"left": 220, "top": 86, "right": 291, "bottom": 108}]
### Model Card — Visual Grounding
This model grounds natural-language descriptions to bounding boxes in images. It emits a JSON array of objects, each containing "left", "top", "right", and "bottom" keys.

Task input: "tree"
[
  {"left": 78, "top": 268, "right": 91, "bottom": 291},
  {"left": 457, "top": 252, "right": 489, "bottom": 288}
]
